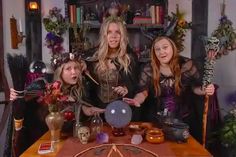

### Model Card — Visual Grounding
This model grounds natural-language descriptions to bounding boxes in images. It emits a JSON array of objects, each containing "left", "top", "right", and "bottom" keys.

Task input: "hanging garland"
[
  {"left": 211, "top": 0, "right": 236, "bottom": 58},
  {"left": 167, "top": 4, "right": 192, "bottom": 52},
  {"left": 43, "top": 7, "right": 68, "bottom": 55}
]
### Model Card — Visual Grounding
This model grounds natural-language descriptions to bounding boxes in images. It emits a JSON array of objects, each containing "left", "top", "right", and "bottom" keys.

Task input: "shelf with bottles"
[
  {"left": 66, "top": 0, "right": 168, "bottom": 29},
  {"left": 65, "top": 0, "right": 168, "bottom": 54},
  {"left": 70, "top": 23, "right": 165, "bottom": 30}
]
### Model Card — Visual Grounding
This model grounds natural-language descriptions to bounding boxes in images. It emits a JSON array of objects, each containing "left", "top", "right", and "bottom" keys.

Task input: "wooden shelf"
[
  {"left": 70, "top": 23, "right": 164, "bottom": 29},
  {"left": 127, "top": 24, "right": 164, "bottom": 29},
  {"left": 67, "top": 0, "right": 168, "bottom": 52}
]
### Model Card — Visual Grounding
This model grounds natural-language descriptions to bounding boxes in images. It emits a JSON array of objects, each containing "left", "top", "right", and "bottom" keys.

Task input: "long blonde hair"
[
  {"left": 53, "top": 60, "right": 83, "bottom": 100},
  {"left": 94, "top": 17, "right": 130, "bottom": 73},
  {"left": 151, "top": 36, "right": 181, "bottom": 96}
]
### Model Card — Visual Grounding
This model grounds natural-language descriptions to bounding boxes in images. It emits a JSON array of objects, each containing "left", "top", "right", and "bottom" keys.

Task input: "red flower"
[{"left": 38, "top": 81, "right": 68, "bottom": 112}]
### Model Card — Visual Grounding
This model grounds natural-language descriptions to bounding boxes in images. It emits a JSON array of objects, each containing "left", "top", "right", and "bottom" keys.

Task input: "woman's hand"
[
  {"left": 112, "top": 86, "right": 128, "bottom": 97},
  {"left": 82, "top": 106, "right": 105, "bottom": 116},
  {"left": 204, "top": 84, "right": 215, "bottom": 96},
  {"left": 123, "top": 97, "right": 141, "bottom": 107},
  {"left": 10, "top": 88, "right": 18, "bottom": 101},
  {"left": 123, "top": 90, "right": 148, "bottom": 107}
]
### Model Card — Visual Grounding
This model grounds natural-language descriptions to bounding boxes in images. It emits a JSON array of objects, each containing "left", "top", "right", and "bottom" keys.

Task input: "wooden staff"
[
  {"left": 202, "top": 95, "right": 209, "bottom": 147},
  {"left": 201, "top": 49, "right": 217, "bottom": 147}
]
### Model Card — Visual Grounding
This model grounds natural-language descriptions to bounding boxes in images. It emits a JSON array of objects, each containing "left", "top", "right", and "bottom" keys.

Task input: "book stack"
[
  {"left": 69, "top": 4, "right": 84, "bottom": 26},
  {"left": 149, "top": 5, "right": 164, "bottom": 25},
  {"left": 133, "top": 16, "right": 152, "bottom": 24}
]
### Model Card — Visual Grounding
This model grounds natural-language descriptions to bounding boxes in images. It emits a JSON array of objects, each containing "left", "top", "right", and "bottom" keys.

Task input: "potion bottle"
[{"left": 90, "top": 113, "right": 103, "bottom": 139}]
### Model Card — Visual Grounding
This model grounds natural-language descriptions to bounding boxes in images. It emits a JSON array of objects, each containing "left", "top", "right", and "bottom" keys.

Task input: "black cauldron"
[{"left": 162, "top": 118, "right": 189, "bottom": 143}]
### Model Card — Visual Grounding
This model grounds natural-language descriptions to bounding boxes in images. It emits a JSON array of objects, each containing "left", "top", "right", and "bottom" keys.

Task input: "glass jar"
[
  {"left": 90, "top": 113, "right": 103, "bottom": 140},
  {"left": 73, "top": 121, "right": 82, "bottom": 138}
]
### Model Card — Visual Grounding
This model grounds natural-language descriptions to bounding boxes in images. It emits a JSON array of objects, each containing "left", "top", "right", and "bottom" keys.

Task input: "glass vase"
[{"left": 45, "top": 111, "right": 64, "bottom": 142}]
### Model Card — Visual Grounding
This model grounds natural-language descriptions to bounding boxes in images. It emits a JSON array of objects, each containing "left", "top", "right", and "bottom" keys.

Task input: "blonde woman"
[
  {"left": 52, "top": 55, "right": 104, "bottom": 117},
  {"left": 9, "top": 52, "right": 104, "bottom": 155},
  {"left": 86, "top": 17, "right": 140, "bottom": 119},
  {"left": 10, "top": 53, "right": 104, "bottom": 118}
]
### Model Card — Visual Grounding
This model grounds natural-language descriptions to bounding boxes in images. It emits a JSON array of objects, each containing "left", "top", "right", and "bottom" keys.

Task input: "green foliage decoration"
[
  {"left": 219, "top": 104, "right": 236, "bottom": 155},
  {"left": 167, "top": 5, "right": 192, "bottom": 52},
  {"left": 211, "top": 2, "right": 236, "bottom": 58},
  {"left": 43, "top": 7, "right": 68, "bottom": 55},
  {"left": 43, "top": 7, "right": 68, "bottom": 36}
]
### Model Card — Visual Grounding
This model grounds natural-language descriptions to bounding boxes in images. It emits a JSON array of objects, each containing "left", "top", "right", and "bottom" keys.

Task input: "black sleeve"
[
  {"left": 136, "top": 62, "right": 152, "bottom": 93},
  {"left": 180, "top": 56, "right": 202, "bottom": 88},
  {"left": 81, "top": 72, "right": 98, "bottom": 105},
  {"left": 119, "top": 49, "right": 140, "bottom": 98}
]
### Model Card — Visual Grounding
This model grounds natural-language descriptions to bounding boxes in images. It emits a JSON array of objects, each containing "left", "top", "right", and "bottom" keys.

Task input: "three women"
[{"left": 10, "top": 18, "right": 215, "bottom": 150}]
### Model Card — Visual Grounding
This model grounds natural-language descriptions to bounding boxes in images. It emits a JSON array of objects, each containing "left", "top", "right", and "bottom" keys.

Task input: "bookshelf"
[
  {"left": 76, "top": 23, "right": 164, "bottom": 29},
  {"left": 66, "top": 0, "right": 168, "bottom": 55}
]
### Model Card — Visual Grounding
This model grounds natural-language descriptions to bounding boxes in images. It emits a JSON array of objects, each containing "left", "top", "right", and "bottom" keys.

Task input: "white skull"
[
  {"left": 77, "top": 126, "right": 90, "bottom": 144},
  {"left": 205, "top": 37, "right": 220, "bottom": 53},
  {"left": 69, "top": 53, "right": 75, "bottom": 60}
]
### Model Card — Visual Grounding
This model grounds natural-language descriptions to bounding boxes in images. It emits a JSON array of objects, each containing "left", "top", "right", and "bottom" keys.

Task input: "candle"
[{"left": 19, "top": 19, "right": 22, "bottom": 32}]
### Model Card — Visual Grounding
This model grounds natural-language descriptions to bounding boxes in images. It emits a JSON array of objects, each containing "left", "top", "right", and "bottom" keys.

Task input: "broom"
[
  {"left": 7, "top": 54, "right": 29, "bottom": 157},
  {"left": 7, "top": 54, "right": 28, "bottom": 124}
]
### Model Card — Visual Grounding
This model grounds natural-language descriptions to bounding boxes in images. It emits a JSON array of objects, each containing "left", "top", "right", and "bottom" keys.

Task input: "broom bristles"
[
  {"left": 7, "top": 54, "right": 28, "bottom": 91},
  {"left": 7, "top": 54, "right": 29, "bottom": 120}
]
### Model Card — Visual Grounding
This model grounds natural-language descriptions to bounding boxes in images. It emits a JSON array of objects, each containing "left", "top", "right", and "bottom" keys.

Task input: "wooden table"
[{"left": 20, "top": 126, "right": 212, "bottom": 157}]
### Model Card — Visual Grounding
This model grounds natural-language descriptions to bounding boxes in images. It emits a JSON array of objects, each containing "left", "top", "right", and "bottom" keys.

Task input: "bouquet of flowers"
[
  {"left": 38, "top": 81, "right": 68, "bottom": 112},
  {"left": 43, "top": 7, "right": 68, "bottom": 55}
]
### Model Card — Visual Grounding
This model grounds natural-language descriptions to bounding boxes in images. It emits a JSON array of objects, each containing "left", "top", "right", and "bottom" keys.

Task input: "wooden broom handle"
[{"left": 202, "top": 94, "right": 209, "bottom": 147}]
